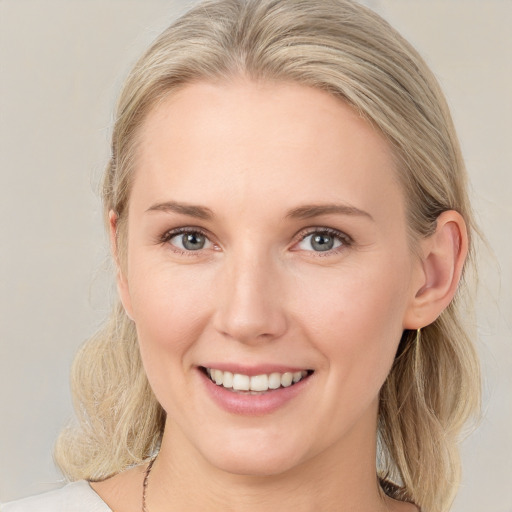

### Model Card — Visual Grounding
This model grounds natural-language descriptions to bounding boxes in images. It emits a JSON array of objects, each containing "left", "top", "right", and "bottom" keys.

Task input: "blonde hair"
[{"left": 55, "top": 1, "right": 481, "bottom": 510}]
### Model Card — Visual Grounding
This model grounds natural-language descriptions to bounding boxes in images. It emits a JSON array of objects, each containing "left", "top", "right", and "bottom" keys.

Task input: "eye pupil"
[
  {"left": 311, "top": 234, "right": 334, "bottom": 251},
  {"left": 182, "top": 233, "right": 205, "bottom": 250}
]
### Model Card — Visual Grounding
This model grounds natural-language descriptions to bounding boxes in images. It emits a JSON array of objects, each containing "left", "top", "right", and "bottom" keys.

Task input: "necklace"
[
  {"left": 140, "top": 457, "right": 420, "bottom": 512},
  {"left": 142, "top": 457, "right": 156, "bottom": 512}
]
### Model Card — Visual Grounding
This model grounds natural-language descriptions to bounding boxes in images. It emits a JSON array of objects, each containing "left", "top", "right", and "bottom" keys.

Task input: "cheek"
[
  {"left": 295, "top": 254, "right": 411, "bottom": 384},
  {"left": 127, "top": 227, "right": 217, "bottom": 332},
  {"left": 126, "top": 258, "right": 215, "bottom": 403},
  {"left": 130, "top": 270, "right": 203, "bottom": 342}
]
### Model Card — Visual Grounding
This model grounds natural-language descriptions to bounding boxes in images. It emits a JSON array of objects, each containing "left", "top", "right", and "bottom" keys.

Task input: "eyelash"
[
  {"left": 296, "top": 227, "right": 353, "bottom": 255},
  {"left": 159, "top": 226, "right": 353, "bottom": 256},
  {"left": 159, "top": 227, "right": 214, "bottom": 256}
]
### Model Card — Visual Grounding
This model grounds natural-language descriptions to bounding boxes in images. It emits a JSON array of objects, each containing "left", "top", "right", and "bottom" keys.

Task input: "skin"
[{"left": 92, "top": 79, "right": 467, "bottom": 512}]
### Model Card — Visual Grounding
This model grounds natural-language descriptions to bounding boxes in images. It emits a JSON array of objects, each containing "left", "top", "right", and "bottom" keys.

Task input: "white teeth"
[
  {"left": 268, "top": 372, "right": 281, "bottom": 389},
  {"left": 206, "top": 367, "right": 311, "bottom": 391},
  {"left": 281, "top": 372, "right": 293, "bottom": 387},
  {"left": 222, "top": 371, "right": 233, "bottom": 389},
  {"left": 250, "top": 374, "right": 269, "bottom": 391},
  {"left": 214, "top": 369, "right": 223, "bottom": 385},
  {"left": 232, "top": 373, "right": 250, "bottom": 391}
]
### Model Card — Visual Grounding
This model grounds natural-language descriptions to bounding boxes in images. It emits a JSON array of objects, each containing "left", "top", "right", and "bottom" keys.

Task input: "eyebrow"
[
  {"left": 146, "top": 201, "right": 213, "bottom": 220},
  {"left": 146, "top": 200, "right": 373, "bottom": 222},
  {"left": 286, "top": 203, "right": 374, "bottom": 221}
]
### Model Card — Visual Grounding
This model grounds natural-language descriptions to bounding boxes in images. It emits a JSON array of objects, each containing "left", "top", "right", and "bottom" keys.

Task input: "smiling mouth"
[{"left": 201, "top": 367, "right": 314, "bottom": 393}]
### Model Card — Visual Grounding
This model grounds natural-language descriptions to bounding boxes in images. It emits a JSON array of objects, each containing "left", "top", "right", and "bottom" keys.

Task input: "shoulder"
[{"left": 1, "top": 481, "right": 111, "bottom": 512}]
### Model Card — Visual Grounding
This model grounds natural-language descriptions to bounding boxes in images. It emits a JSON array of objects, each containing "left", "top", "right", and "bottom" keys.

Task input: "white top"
[{"left": 1, "top": 481, "right": 111, "bottom": 512}]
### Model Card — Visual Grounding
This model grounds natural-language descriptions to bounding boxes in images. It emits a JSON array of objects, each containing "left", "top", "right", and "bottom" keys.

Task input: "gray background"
[{"left": 0, "top": 1, "right": 511, "bottom": 510}]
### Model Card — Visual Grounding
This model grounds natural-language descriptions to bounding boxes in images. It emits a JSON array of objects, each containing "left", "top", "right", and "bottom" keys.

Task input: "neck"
[{"left": 148, "top": 418, "right": 389, "bottom": 512}]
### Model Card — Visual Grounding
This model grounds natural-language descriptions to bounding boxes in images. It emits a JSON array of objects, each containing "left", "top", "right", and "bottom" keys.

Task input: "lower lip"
[{"left": 199, "top": 370, "right": 312, "bottom": 416}]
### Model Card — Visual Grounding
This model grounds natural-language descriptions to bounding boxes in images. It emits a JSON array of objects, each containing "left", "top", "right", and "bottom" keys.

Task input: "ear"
[
  {"left": 403, "top": 210, "right": 468, "bottom": 329},
  {"left": 109, "top": 210, "right": 135, "bottom": 321}
]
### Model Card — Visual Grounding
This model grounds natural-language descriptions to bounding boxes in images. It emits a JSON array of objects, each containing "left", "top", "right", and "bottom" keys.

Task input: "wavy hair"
[{"left": 55, "top": 1, "right": 481, "bottom": 510}]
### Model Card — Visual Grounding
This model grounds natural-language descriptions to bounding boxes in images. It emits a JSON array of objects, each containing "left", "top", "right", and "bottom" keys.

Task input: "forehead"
[{"left": 132, "top": 79, "right": 404, "bottom": 223}]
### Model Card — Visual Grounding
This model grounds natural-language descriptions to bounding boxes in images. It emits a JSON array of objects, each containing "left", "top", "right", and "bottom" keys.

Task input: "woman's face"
[{"left": 118, "top": 80, "right": 423, "bottom": 476}]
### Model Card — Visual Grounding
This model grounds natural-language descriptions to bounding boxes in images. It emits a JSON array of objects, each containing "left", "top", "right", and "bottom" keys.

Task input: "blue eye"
[
  {"left": 166, "top": 230, "right": 213, "bottom": 251},
  {"left": 297, "top": 230, "right": 346, "bottom": 252}
]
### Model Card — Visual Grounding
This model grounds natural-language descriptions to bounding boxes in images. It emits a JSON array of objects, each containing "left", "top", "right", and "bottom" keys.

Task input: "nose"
[{"left": 212, "top": 250, "right": 288, "bottom": 345}]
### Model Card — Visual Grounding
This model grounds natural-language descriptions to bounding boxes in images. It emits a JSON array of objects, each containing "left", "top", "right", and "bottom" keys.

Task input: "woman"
[{"left": 2, "top": 0, "right": 480, "bottom": 511}]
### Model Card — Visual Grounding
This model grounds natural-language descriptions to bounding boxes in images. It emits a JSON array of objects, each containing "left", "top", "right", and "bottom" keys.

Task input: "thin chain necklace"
[
  {"left": 140, "top": 457, "right": 420, "bottom": 512},
  {"left": 142, "top": 457, "right": 156, "bottom": 512}
]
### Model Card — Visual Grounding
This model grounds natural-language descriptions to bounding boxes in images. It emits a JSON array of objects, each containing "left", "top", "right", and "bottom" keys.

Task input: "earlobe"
[
  {"left": 108, "top": 210, "right": 135, "bottom": 321},
  {"left": 404, "top": 210, "right": 468, "bottom": 329},
  {"left": 108, "top": 210, "right": 120, "bottom": 267}
]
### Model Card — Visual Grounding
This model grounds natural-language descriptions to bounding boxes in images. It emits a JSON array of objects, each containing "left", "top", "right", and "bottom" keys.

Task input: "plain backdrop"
[{"left": 0, "top": 1, "right": 511, "bottom": 510}]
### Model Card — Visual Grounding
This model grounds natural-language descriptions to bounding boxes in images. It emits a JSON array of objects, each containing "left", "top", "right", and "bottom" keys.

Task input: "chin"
[
  {"left": 199, "top": 433, "right": 307, "bottom": 477},
  {"left": 210, "top": 453, "right": 302, "bottom": 478}
]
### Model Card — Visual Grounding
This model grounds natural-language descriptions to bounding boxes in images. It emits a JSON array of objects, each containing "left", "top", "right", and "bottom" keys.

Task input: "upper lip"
[{"left": 199, "top": 363, "right": 312, "bottom": 376}]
